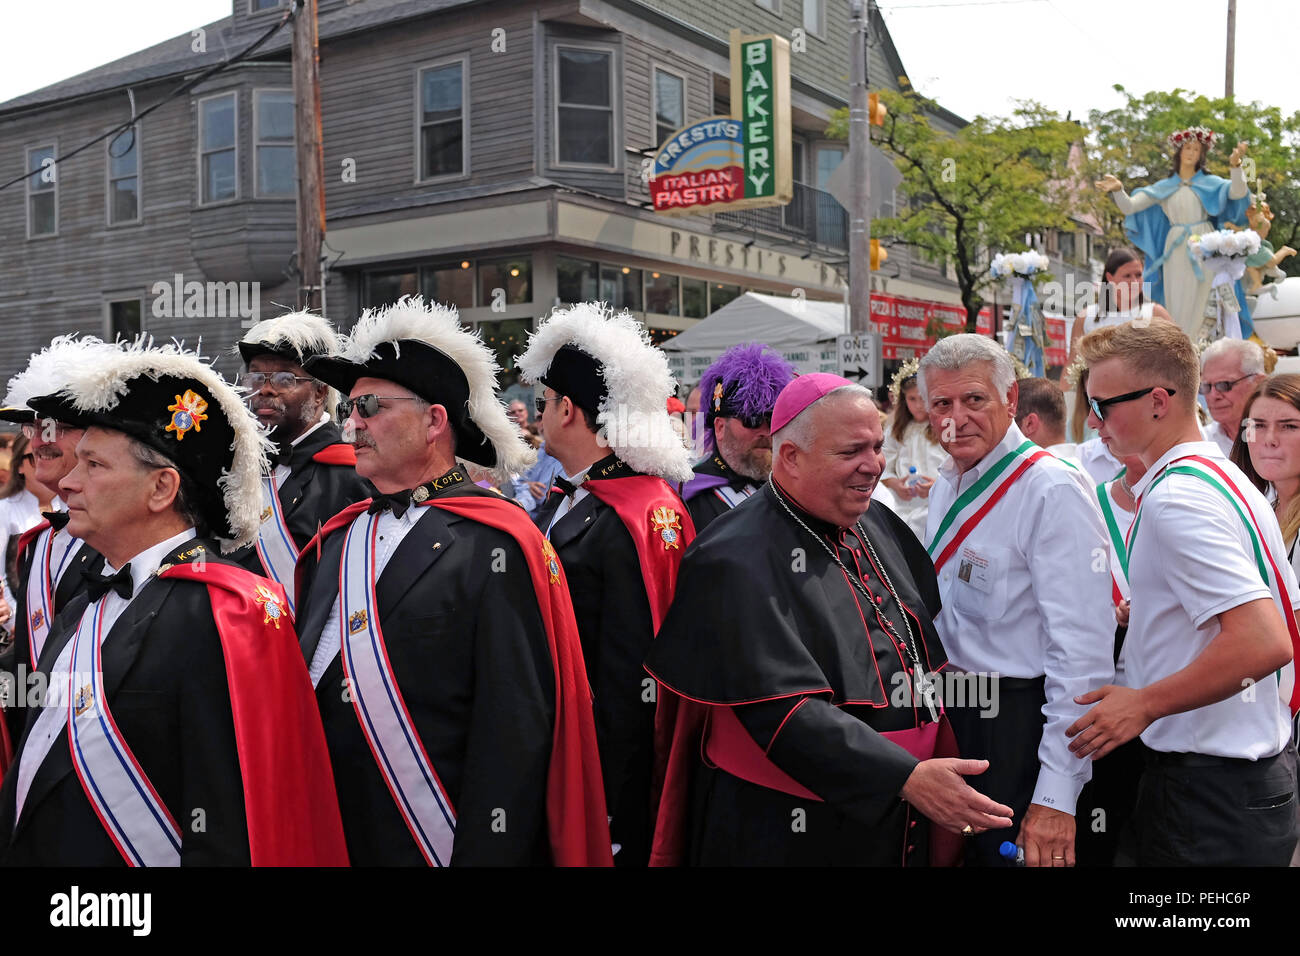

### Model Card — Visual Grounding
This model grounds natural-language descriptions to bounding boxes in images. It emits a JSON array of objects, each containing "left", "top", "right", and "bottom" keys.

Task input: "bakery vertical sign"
[{"left": 650, "top": 30, "right": 793, "bottom": 214}]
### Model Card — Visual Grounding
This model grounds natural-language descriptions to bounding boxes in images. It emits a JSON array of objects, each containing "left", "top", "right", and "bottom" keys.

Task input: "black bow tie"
[
  {"left": 271, "top": 444, "right": 294, "bottom": 469},
  {"left": 42, "top": 510, "right": 70, "bottom": 532},
  {"left": 83, "top": 565, "right": 133, "bottom": 603},
  {"left": 553, "top": 476, "right": 579, "bottom": 498},
  {"left": 368, "top": 490, "right": 413, "bottom": 519}
]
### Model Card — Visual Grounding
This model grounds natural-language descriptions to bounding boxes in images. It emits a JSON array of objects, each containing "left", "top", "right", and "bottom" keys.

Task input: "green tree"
[
  {"left": 827, "top": 89, "right": 1082, "bottom": 330},
  {"left": 1088, "top": 86, "right": 1300, "bottom": 277}
]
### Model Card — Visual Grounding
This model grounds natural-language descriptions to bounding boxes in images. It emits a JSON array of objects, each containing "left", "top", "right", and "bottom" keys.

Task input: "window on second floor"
[
  {"left": 419, "top": 58, "right": 468, "bottom": 180},
  {"left": 199, "top": 92, "right": 237, "bottom": 203},
  {"left": 555, "top": 46, "right": 614, "bottom": 167},
  {"left": 106, "top": 125, "right": 141, "bottom": 224},
  {"left": 802, "top": 0, "right": 825, "bottom": 38},
  {"left": 26, "top": 144, "right": 56, "bottom": 237},
  {"left": 108, "top": 298, "right": 143, "bottom": 340},
  {"left": 250, "top": 0, "right": 282, "bottom": 12},
  {"left": 255, "top": 90, "right": 295, "bottom": 197},
  {"left": 755, "top": 0, "right": 782, "bottom": 14},
  {"left": 653, "top": 66, "right": 685, "bottom": 147}
]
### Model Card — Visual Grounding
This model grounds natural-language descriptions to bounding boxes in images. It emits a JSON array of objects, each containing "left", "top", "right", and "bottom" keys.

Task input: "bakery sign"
[{"left": 650, "top": 30, "right": 793, "bottom": 214}]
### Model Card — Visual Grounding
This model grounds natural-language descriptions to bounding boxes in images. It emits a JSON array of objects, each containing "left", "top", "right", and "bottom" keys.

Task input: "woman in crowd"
[
  {"left": 1234, "top": 373, "right": 1300, "bottom": 583},
  {"left": 879, "top": 358, "right": 947, "bottom": 540}
]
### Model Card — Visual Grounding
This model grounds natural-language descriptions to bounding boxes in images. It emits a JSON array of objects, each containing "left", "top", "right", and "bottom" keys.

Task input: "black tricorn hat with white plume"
[
  {"left": 27, "top": 339, "right": 272, "bottom": 552},
  {"left": 0, "top": 335, "right": 114, "bottom": 424},
  {"left": 305, "top": 296, "right": 535, "bottom": 482},
  {"left": 237, "top": 310, "right": 341, "bottom": 366},
  {"left": 516, "top": 302, "right": 694, "bottom": 483}
]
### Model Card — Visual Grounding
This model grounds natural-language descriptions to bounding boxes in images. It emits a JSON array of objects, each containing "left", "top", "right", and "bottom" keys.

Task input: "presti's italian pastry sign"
[{"left": 650, "top": 31, "right": 792, "bottom": 215}]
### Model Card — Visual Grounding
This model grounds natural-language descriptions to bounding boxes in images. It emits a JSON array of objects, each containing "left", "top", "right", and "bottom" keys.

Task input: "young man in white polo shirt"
[{"left": 1071, "top": 320, "right": 1299, "bottom": 866}]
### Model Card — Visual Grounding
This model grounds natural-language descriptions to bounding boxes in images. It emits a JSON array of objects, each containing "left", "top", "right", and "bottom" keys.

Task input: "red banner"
[{"left": 868, "top": 293, "right": 1067, "bottom": 368}]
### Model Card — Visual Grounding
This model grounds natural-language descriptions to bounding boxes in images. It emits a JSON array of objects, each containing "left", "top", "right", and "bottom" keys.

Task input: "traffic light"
[
  {"left": 868, "top": 92, "right": 888, "bottom": 127},
  {"left": 870, "top": 238, "right": 888, "bottom": 270}
]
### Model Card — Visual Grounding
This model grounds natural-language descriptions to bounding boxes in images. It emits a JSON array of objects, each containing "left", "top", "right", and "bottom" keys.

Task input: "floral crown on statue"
[
  {"left": 888, "top": 356, "right": 922, "bottom": 404},
  {"left": 1168, "top": 127, "right": 1216, "bottom": 150}
]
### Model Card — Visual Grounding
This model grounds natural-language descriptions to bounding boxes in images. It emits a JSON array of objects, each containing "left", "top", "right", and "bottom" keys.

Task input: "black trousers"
[
  {"left": 947, "top": 675, "right": 1046, "bottom": 866},
  {"left": 1116, "top": 744, "right": 1299, "bottom": 866}
]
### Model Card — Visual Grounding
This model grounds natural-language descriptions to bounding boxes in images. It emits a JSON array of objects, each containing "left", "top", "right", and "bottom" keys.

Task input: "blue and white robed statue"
[{"left": 991, "top": 250, "right": 1050, "bottom": 377}]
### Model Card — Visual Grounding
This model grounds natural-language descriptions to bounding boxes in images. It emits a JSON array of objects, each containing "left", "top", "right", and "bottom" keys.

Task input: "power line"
[{"left": 0, "top": 2, "right": 298, "bottom": 194}]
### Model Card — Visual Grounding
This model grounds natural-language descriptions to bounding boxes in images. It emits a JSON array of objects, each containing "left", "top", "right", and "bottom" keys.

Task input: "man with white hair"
[
  {"left": 1199, "top": 337, "right": 1267, "bottom": 456},
  {"left": 920, "top": 334, "right": 1114, "bottom": 867},
  {"left": 647, "top": 373, "right": 1013, "bottom": 865}
]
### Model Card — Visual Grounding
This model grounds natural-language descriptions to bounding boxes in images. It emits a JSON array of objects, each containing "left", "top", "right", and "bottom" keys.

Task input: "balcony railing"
[{"left": 712, "top": 181, "right": 848, "bottom": 253}]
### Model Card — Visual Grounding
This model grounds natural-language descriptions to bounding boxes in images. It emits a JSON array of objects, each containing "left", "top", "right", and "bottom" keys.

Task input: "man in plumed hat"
[
  {"left": 517, "top": 303, "right": 696, "bottom": 867},
  {"left": 0, "top": 337, "right": 113, "bottom": 758},
  {"left": 0, "top": 340, "right": 347, "bottom": 865},
  {"left": 234, "top": 312, "right": 371, "bottom": 611},
  {"left": 680, "top": 342, "right": 794, "bottom": 534},
  {"left": 297, "top": 297, "right": 610, "bottom": 867}
]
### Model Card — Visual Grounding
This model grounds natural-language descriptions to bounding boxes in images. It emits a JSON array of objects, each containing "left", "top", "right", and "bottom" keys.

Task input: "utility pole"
[
  {"left": 292, "top": 0, "right": 326, "bottom": 312},
  {"left": 1225, "top": 0, "right": 1236, "bottom": 99},
  {"left": 848, "top": 0, "right": 871, "bottom": 332}
]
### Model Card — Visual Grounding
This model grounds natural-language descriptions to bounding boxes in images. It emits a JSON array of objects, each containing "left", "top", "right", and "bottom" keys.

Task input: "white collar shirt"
[
  {"left": 1125, "top": 440, "right": 1296, "bottom": 758},
  {"left": 545, "top": 462, "right": 596, "bottom": 538},
  {"left": 926, "top": 422, "right": 1115, "bottom": 814}
]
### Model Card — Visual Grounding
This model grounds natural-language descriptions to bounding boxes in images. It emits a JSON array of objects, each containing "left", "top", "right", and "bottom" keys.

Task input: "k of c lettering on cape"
[{"left": 49, "top": 886, "right": 151, "bottom": 937}]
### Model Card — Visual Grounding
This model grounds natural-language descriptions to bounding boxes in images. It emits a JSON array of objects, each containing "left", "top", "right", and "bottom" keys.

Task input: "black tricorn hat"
[
  {"left": 538, "top": 344, "right": 608, "bottom": 418},
  {"left": 237, "top": 311, "right": 340, "bottom": 367},
  {"left": 307, "top": 339, "right": 496, "bottom": 467}
]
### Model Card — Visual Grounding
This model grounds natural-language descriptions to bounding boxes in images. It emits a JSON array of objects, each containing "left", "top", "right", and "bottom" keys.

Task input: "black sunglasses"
[
  {"left": 1087, "top": 386, "right": 1175, "bottom": 422},
  {"left": 336, "top": 394, "right": 422, "bottom": 419},
  {"left": 734, "top": 411, "right": 773, "bottom": 430},
  {"left": 535, "top": 396, "right": 562, "bottom": 416}
]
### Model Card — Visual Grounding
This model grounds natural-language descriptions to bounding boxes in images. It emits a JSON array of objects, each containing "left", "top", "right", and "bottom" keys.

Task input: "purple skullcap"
[{"left": 770, "top": 373, "right": 855, "bottom": 434}]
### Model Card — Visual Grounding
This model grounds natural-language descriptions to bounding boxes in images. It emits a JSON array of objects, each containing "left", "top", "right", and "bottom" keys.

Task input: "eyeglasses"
[
  {"left": 336, "top": 394, "right": 423, "bottom": 419},
  {"left": 239, "top": 371, "right": 315, "bottom": 391},
  {"left": 733, "top": 412, "right": 772, "bottom": 430},
  {"left": 535, "top": 396, "right": 562, "bottom": 416},
  {"left": 20, "top": 419, "right": 75, "bottom": 440},
  {"left": 1199, "top": 374, "right": 1254, "bottom": 396},
  {"left": 1087, "top": 386, "right": 1176, "bottom": 422}
]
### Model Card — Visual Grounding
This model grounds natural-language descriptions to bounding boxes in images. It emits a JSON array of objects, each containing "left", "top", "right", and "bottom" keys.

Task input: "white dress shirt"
[
  {"left": 309, "top": 506, "right": 426, "bottom": 686},
  {"left": 1126, "top": 441, "right": 1297, "bottom": 759},
  {"left": 14, "top": 527, "right": 196, "bottom": 819},
  {"left": 1202, "top": 420, "right": 1235, "bottom": 458},
  {"left": 544, "top": 462, "right": 596, "bottom": 538},
  {"left": 1044, "top": 441, "right": 1095, "bottom": 496},
  {"left": 926, "top": 422, "right": 1115, "bottom": 814},
  {"left": 1077, "top": 437, "right": 1124, "bottom": 487}
]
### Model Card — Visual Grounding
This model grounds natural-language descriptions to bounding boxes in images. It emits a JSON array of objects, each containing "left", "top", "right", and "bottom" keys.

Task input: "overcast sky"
[{"left": 1, "top": 1, "right": 1296, "bottom": 123}]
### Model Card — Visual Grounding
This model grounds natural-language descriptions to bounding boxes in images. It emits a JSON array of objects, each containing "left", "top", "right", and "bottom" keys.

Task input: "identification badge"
[{"left": 956, "top": 546, "right": 992, "bottom": 593}]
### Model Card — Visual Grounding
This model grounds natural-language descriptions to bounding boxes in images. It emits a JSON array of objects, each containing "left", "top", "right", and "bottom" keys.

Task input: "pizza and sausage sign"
[{"left": 650, "top": 30, "right": 793, "bottom": 215}]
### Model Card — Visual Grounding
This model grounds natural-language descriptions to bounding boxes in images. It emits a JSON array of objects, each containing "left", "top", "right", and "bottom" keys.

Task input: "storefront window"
[
  {"left": 478, "top": 317, "right": 532, "bottom": 390},
  {"left": 478, "top": 256, "right": 532, "bottom": 306},
  {"left": 600, "top": 265, "right": 642, "bottom": 312},
  {"left": 557, "top": 256, "right": 600, "bottom": 304},
  {"left": 709, "top": 283, "right": 741, "bottom": 313},
  {"left": 422, "top": 261, "right": 475, "bottom": 309},
  {"left": 365, "top": 270, "right": 418, "bottom": 308},
  {"left": 682, "top": 277, "right": 707, "bottom": 319},
  {"left": 644, "top": 271, "right": 680, "bottom": 315}
]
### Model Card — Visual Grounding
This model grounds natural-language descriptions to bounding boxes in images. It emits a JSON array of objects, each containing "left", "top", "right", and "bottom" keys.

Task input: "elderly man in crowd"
[
  {"left": 1199, "top": 337, "right": 1268, "bottom": 456},
  {"left": 647, "top": 373, "right": 1013, "bottom": 866},
  {"left": 920, "top": 334, "right": 1115, "bottom": 867}
]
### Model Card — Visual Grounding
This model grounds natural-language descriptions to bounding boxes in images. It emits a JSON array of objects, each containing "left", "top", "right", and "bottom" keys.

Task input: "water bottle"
[
  {"left": 905, "top": 466, "right": 921, "bottom": 489},
  {"left": 999, "top": 841, "right": 1025, "bottom": 866}
]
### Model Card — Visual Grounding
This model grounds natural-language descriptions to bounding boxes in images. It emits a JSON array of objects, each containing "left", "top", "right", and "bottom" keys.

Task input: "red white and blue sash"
[
  {"left": 1129, "top": 454, "right": 1300, "bottom": 714},
  {"left": 66, "top": 599, "right": 182, "bottom": 866},
  {"left": 714, "top": 484, "right": 757, "bottom": 510},
  {"left": 27, "top": 526, "right": 77, "bottom": 667},
  {"left": 255, "top": 475, "right": 299, "bottom": 615},
  {"left": 926, "top": 439, "right": 1050, "bottom": 572},
  {"left": 338, "top": 510, "right": 457, "bottom": 866}
]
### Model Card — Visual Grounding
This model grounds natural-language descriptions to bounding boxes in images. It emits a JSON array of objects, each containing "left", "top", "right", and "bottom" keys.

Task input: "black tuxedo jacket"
[
  {"left": 533, "top": 485, "right": 657, "bottom": 867},
  {"left": 296, "top": 483, "right": 557, "bottom": 866},
  {"left": 0, "top": 538, "right": 253, "bottom": 866}
]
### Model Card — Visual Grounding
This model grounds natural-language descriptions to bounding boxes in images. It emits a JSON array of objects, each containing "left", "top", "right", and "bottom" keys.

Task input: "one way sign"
[{"left": 837, "top": 332, "right": 883, "bottom": 388}]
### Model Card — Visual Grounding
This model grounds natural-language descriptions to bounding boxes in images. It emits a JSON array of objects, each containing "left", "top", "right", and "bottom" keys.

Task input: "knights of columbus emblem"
[
  {"left": 543, "top": 540, "right": 561, "bottom": 585},
  {"left": 651, "top": 506, "right": 682, "bottom": 551},
  {"left": 30, "top": 609, "right": 44, "bottom": 630},
  {"left": 349, "top": 610, "right": 368, "bottom": 634},
  {"left": 254, "top": 585, "right": 284, "bottom": 629},
  {"left": 74, "top": 684, "right": 94, "bottom": 717},
  {"left": 712, "top": 381, "right": 724, "bottom": 412},
  {"left": 165, "top": 389, "right": 209, "bottom": 441}
]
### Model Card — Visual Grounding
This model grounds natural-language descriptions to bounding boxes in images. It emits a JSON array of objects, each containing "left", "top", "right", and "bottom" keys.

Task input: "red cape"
[
  {"left": 159, "top": 562, "right": 349, "bottom": 866},
  {"left": 298, "top": 496, "right": 614, "bottom": 866},
  {"left": 311, "top": 443, "right": 357, "bottom": 467},
  {"left": 581, "top": 475, "right": 695, "bottom": 842}
]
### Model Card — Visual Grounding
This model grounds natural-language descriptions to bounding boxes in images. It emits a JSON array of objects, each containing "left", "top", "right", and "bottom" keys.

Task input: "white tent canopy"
[{"left": 659, "top": 292, "right": 846, "bottom": 384}]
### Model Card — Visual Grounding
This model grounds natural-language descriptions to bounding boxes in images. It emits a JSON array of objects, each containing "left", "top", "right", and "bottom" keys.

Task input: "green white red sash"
[
  {"left": 67, "top": 598, "right": 182, "bottom": 866},
  {"left": 1128, "top": 454, "right": 1300, "bottom": 714},
  {"left": 1096, "top": 472, "right": 1130, "bottom": 605},
  {"left": 927, "top": 439, "right": 1050, "bottom": 571},
  {"left": 338, "top": 509, "right": 457, "bottom": 866},
  {"left": 255, "top": 475, "right": 299, "bottom": 615}
]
